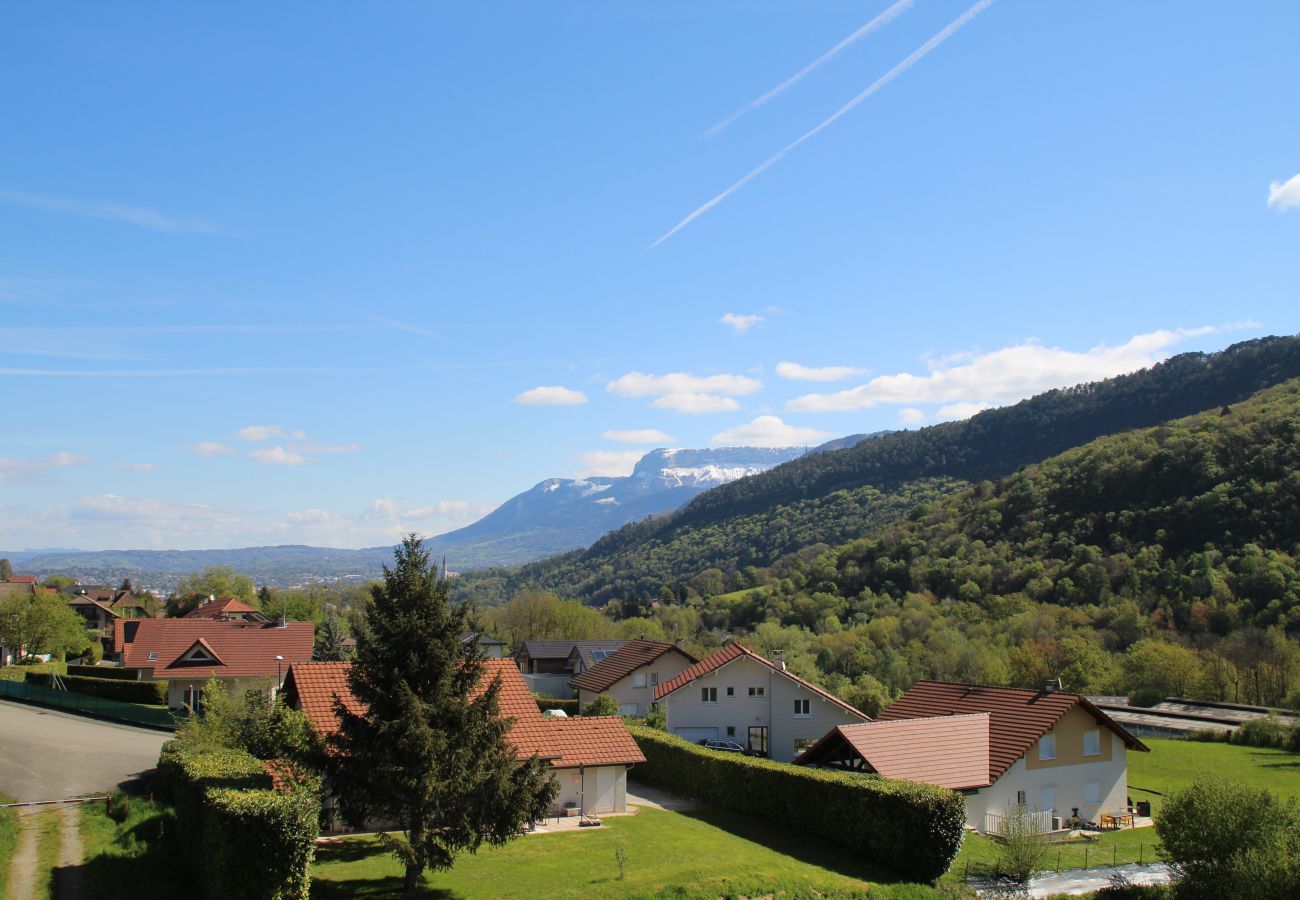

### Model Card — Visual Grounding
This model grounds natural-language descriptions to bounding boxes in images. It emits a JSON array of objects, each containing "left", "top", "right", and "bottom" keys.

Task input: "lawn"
[
  {"left": 311, "top": 807, "right": 949, "bottom": 899},
  {"left": 78, "top": 795, "right": 188, "bottom": 900},
  {"left": 0, "top": 792, "right": 15, "bottom": 897}
]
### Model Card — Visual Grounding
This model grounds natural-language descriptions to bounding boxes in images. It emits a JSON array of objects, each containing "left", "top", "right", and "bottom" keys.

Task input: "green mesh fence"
[{"left": 0, "top": 678, "right": 177, "bottom": 730}]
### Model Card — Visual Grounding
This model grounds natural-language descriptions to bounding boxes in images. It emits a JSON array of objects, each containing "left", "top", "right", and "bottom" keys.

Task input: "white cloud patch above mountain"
[
  {"left": 1267, "top": 173, "right": 1300, "bottom": 211},
  {"left": 650, "top": 393, "right": 740, "bottom": 414},
  {"left": 0, "top": 451, "right": 90, "bottom": 485},
  {"left": 935, "top": 401, "right": 991, "bottom": 422},
  {"left": 776, "top": 361, "right": 866, "bottom": 382},
  {"left": 578, "top": 450, "right": 646, "bottom": 477},
  {"left": 192, "top": 442, "right": 234, "bottom": 458},
  {"left": 711, "top": 415, "right": 831, "bottom": 448},
  {"left": 236, "top": 424, "right": 306, "bottom": 442},
  {"left": 897, "top": 407, "right": 926, "bottom": 425},
  {"left": 603, "top": 428, "right": 675, "bottom": 444},
  {"left": 249, "top": 445, "right": 307, "bottom": 466},
  {"left": 721, "top": 312, "right": 765, "bottom": 333},
  {"left": 608, "top": 371, "right": 759, "bottom": 415},
  {"left": 787, "top": 326, "right": 1228, "bottom": 413},
  {"left": 514, "top": 385, "right": 589, "bottom": 406}
]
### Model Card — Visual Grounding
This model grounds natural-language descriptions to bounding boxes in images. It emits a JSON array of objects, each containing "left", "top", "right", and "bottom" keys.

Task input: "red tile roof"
[
  {"left": 879, "top": 681, "right": 1148, "bottom": 782},
  {"left": 287, "top": 658, "right": 644, "bottom": 769},
  {"left": 117, "top": 619, "right": 313, "bottom": 679},
  {"left": 569, "top": 640, "right": 697, "bottom": 693},
  {"left": 6, "top": 575, "right": 37, "bottom": 584},
  {"left": 185, "top": 597, "right": 262, "bottom": 618},
  {"left": 68, "top": 594, "right": 121, "bottom": 618},
  {"left": 795, "top": 713, "right": 992, "bottom": 790},
  {"left": 653, "top": 640, "right": 868, "bottom": 720}
]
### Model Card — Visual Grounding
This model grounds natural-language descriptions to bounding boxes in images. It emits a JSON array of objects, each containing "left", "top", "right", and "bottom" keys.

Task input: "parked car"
[{"left": 698, "top": 738, "right": 751, "bottom": 754}]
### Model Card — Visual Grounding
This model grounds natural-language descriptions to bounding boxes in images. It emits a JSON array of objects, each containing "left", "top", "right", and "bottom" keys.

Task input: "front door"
[{"left": 748, "top": 726, "right": 768, "bottom": 757}]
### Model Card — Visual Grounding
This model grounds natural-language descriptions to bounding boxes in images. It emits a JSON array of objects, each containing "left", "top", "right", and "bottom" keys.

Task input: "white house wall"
[
  {"left": 550, "top": 765, "right": 628, "bottom": 815},
  {"left": 576, "top": 650, "right": 694, "bottom": 716}
]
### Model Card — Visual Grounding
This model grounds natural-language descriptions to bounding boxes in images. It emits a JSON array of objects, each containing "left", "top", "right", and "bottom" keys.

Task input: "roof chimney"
[
  {"left": 1044, "top": 678, "right": 1062, "bottom": 693},
  {"left": 674, "top": 638, "right": 686, "bottom": 651},
  {"left": 773, "top": 649, "right": 787, "bottom": 672}
]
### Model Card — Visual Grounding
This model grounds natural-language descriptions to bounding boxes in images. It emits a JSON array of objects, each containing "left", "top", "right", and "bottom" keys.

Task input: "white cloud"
[
  {"left": 787, "top": 326, "right": 1227, "bottom": 412},
  {"left": 721, "top": 312, "right": 765, "bottom": 333},
  {"left": 650, "top": 393, "right": 740, "bottom": 414},
  {"left": 0, "top": 190, "right": 220, "bottom": 234},
  {"left": 249, "top": 446, "right": 307, "bottom": 466},
  {"left": 710, "top": 415, "right": 831, "bottom": 448},
  {"left": 193, "top": 442, "right": 234, "bottom": 458},
  {"left": 514, "top": 385, "right": 589, "bottom": 406},
  {"left": 607, "top": 371, "right": 761, "bottom": 398},
  {"left": 1268, "top": 173, "right": 1300, "bottom": 211},
  {"left": 289, "top": 442, "right": 360, "bottom": 454},
  {"left": 578, "top": 450, "right": 646, "bottom": 478},
  {"left": 776, "top": 361, "right": 866, "bottom": 382},
  {"left": 898, "top": 407, "right": 926, "bottom": 425},
  {"left": 0, "top": 451, "right": 89, "bottom": 485},
  {"left": 117, "top": 462, "right": 158, "bottom": 472},
  {"left": 602, "top": 428, "right": 675, "bottom": 444},
  {"left": 236, "top": 425, "right": 306, "bottom": 442},
  {"left": 935, "top": 401, "right": 991, "bottom": 422}
]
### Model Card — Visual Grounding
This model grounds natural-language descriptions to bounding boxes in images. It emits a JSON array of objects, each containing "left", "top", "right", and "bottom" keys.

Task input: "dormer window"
[
  {"left": 147, "top": 651, "right": 159, "bottom": 661},
  {"left": 183, "top": 644, "right": 215, "bottom": 663}
]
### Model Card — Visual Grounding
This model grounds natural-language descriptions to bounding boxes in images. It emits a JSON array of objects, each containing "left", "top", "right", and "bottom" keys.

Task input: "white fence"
[{"left": 985, "top": 808, "right": 1055, "bottom": 836}]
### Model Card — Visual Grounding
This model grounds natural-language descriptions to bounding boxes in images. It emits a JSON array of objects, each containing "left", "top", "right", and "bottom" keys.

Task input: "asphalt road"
[{"left": 0, "top": 701, "right": 169, "bottom": 802}]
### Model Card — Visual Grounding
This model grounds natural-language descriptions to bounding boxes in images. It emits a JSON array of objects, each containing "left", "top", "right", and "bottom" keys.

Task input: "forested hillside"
[{"left": 456, "top": 335, "right": 1300, "bottom": 606}]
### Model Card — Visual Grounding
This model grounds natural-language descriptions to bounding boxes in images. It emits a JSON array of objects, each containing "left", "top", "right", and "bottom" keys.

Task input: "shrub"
[
  {"left": 157, "top": 739, "right": 320, "bottom": 900},
  {"left": 1156, "top": 776, "right": 1300, "bottom": 899},
  {"left": 26, "top": 671, "right": 167, "bottom": 705},
  {"left": 993, "top": 801, "right": 1049, "bottom": 883},
  {"left": 0, "top": 662, "right": 66, "bottom": 682},
  {"left": 534, "top": 696, "right": 579, "bottom": 715},
  {"left": 628, "top": 725, "right": 965, "bottom": 883},
  {"left": 67, "top": 664, "right": 138, "bottom": 681},
  {"left": 582, "top": 694, "right": 621, "bottom": 717}
]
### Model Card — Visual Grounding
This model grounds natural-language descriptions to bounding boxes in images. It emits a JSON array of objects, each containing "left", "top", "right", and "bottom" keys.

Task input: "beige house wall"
[
  {"left": 575, "top": 650, "right": 695, "bottom": 715},
  {"left": 550, "top": 765, "right": 629, "bottom": 815},
  {"left": 163, "top": 675, "right": 278, "bottom": 711}
]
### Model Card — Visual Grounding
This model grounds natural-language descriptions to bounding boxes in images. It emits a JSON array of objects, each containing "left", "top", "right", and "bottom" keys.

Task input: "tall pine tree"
[{"left": 329, "top": 535, "right": 556, "bottom": 893}]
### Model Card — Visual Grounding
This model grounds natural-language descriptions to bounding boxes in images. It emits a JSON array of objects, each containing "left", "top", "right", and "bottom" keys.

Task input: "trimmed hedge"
[
  {"left": 26, "top": 671, "right": 167, "bottom": 705},
  {"left": 67, "top": 664, "right": 138, "bottom": 681},
  {"left": 0, "top": 662, "right": 66, "bottom": 682},
  {"left": 158, "top": 740, "right": 320, "bottom": 900},
  {"left": 535, "top": 696, "right": 579, "bottom": 715},
  {"left": 628, "top": 725, "right": 965, "bottom": 883}
]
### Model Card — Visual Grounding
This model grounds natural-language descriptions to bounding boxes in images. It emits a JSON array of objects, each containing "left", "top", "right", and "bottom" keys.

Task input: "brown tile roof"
[
  {"left": 117, "top": 619, "right": 313, "bottom": 679},
  {"left": 287, "top": 658, "right": 644, "bottom": 769},
  {"left": 653, "top": 640, "right": 868, "bottom": 720},
  {"left": 569, "top": 639, "right": 698, "bottom": 693},
  {"left": 68, "top": 594, "right": 122, "bottom": 618},
  {"left": 185, "top": 597, "right": 262, "bottom": 618},
  {"left": 6, "top": 575, "right": 37, "bottom": 584},
  {"left": 795, "top": 713, "right": 992, "bottom": 790},
  {"left": 879, "top": 681, "right": 1148, "bottom": 782}
]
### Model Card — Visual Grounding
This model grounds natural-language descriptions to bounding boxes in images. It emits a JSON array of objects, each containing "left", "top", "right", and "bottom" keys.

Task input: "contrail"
[
  {"left": 652, "top": 0, "right": 995, "bottom": 250},
  {"left": 704, "top": 0, "right": 916, "bottom": 139}
]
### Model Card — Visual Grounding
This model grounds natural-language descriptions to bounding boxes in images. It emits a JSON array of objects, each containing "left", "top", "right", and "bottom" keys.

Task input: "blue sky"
[{"left": 2, "top": 1, "right": 1297, "bottom": 551}]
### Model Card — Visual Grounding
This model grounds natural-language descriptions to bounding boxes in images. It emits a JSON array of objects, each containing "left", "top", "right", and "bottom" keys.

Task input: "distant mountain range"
[{"left": 1, "top": 440, "right": 875, "bottom": 589}]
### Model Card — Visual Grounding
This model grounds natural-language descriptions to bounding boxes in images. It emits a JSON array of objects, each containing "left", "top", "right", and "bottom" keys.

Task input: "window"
[
  {"left": 632, "top": 672, "right": 648, "bottom": 689},
  {"left": 794, "top": 738, "right": 816, "bottom": 754},
  {"left": 1039, "top": 733, "right": 1057, "bottom": 761},
  {"left": 726, "top": 686, "right": 735, "bottom": 697},
  {"left": 794, "top": 699, "right": 810, "bottom": 717},
  {"left": 1083, "top": 729, "right": 1100, "bottom": 756},
  {"left": 1016, "top": 790, "right": 1027, "bottom": 806},
  {"left": 650, "top": 672, "right": 659, "bottom": 686},
  {"left": 619, "top": 703, "right": 639, "bottom": 716},
  {"left": 701, "top": 687, "right": 717, "bottom": 704},
  {"left": 147, "top": 651, "right": 159, "bottom": 661},
  {"left": 1084, "top": 781, "right": 1101, "bottom": 805},
  {"left": 725, "top": 726, "right": 735, "bottom": 737},
  {"left": 748, "top": 686, "right": 765, "bottom": 698}
]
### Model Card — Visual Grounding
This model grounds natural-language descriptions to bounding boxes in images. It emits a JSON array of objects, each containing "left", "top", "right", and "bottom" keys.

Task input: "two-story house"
[
  {"left": 652, "top": 639, "right": 869, "bottom": 761},
  {"left": 569, "top": 638, "right": 697, "bottom": 716},
  {"left": 514, "top": 639, "right": 629, "bottom": 698},
  {"left": 796, "top": 680, "right": 1149, "bottom": 833}
]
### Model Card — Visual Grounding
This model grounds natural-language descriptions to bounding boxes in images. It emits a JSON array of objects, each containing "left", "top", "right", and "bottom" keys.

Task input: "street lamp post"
[{"left": 275, "top": 654, "right": 285, "bottom": 700}]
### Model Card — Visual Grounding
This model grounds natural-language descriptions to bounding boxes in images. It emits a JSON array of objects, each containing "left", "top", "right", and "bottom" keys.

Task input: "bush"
[
  {"left": 1156, "top": 776, "right": 1300, "bottom": 899},
  {"left": 26, "top": 671, "right": 167, "bottom": 705},
  {"left": 157, "top": 739, "right": 320, "bottom": 900},
  {"left": 1183, "top": 716, "right": 1300, "bottom": 752},
  {"left": 628, "top": 725, "right": 965, "bottom": 883},
  {"left": 993, "top": 801, "right": 1049, "bottom": 883},
  {"left": 67, "top": 664, "right": 138, "bottom": 681},
  {"left": 582, "top": 694, "right": 621, "bottom": 717},
  {"left": 0, "top": 662, "right": 66, "bottom": 682},
  {"left": 534, "top": 696, "right": 579, "bottom": 715}
]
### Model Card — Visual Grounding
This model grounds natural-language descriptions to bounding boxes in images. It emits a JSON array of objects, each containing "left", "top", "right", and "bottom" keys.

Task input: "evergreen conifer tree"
[
  {"left": 329, "top": 535, "right": 557, "bottom": 893},
  {"left": 313, "top": 610, "right": 350, "bottom": 661}
]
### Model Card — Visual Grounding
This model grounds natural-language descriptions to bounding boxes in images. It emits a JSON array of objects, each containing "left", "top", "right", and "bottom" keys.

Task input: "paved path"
[
  {"left": 6, "top": 810, "right": 43, "bottom": 900},
  {"left": 0, "top": 700, "right": 167, "bottom": 802},
  {"left": 972, "top": 862, "right": 1174, "bottom": 897},
  {"left": 53, "top": 804, "right": 82, "bottom": 900}
]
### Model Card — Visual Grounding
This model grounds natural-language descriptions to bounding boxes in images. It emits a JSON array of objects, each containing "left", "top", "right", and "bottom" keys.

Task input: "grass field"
[
  {"left": 311, "top": 806, "right": 947, "bottom": 899},
  {"left": 78, "top": 796, "right": 187, "bottom": 900},
  {"left": 0, "top": 792, "right": 16, "bottom": 897}
]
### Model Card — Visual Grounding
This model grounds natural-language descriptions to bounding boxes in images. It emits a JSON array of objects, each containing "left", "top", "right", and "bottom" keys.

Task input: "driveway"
[{"left": 0, "top": 701, "right": 169, "bottom": 802}]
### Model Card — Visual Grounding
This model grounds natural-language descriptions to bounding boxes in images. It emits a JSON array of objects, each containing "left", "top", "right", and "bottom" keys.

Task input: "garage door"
[{"left": 674, "top": 727, "right": 718, "bottom": 743}]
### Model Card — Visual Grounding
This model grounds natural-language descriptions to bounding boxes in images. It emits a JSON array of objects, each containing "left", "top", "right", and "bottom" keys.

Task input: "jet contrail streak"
[
  {"left": 652, "top": 0, "right": 995, "bottom": 250},
  {"left": 704, "top": 0, "right": 917, "bottom": 139}
]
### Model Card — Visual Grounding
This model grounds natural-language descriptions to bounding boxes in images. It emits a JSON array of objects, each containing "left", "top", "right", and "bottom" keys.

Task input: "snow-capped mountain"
[{"left": 430, "top": 445, "right": 818, "bottom": 567}]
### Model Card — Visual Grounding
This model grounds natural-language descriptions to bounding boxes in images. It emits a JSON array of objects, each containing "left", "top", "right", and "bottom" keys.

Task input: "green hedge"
[
  {"left": 628, "top": 725, "right": 965, "bottom": 883},
  {"left": 158, "top": 740, "right": 320, "bottom": 900},
  {"left": 67, "top": 664, "right": 138, "bottom": 681},
  {"left": 535, "top": 696, "right": 579, "bottom": 715},
  {"left": 26, "top": 671, "right": 167, "bottom": 705},
  {"left": 0, "top": 662, "right": 66, "bottom": 682}
]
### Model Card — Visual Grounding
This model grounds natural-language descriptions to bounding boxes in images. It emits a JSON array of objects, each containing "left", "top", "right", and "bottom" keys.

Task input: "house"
[
  {"left": 652, "top": 639, "right": 869, "bottom": 761},
  {"left": 514, "top": 639, "right": 629, "bottom": 698},
  {"left": 184, "top": 595, "right": 270, "bottom": 623},
  {"left": 462, "top": 632, "right": 508, "bottom": 659},
  {"left": 5, "top": 575, "right": 37, "bottom": 585},
  {"left": 113, "top": 618, "right": 313, "bottom": 710},
  {"left": 569, "top": 638, "right": 698, "bottom": 716},
  {"left": 67, "top": 593, "right": 121, "bottom": 632},
  {"left": 283, "top": 657, "right": 645, "bottom": 821},
  {"left": 796, "top": 680, "right": 1149, "bottom": 832}
]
